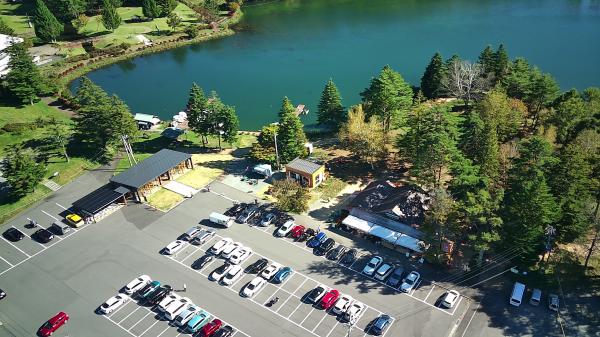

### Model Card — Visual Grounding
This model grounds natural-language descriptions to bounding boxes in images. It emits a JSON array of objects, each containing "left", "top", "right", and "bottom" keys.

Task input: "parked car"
[
  {"left": 144, "top": 285, "right": 172, "bottom": 306},
  {"left": 386, "top": 266, "right": 405, "bottom": 287},
  {"left": 275, "top": 220, "right": 295, "bottom": 237},
  {"left": 213, "top": 325, "right": 235, "bottom": 337},
  {"left": 229, "top": 247, "right": 253, "bottom": 265},
  {"left": 245, "top": 258, "right": 269, "bottom": 274},
  {"left": 327, "top": 245, "right": 347, "bottom": 261},
  {"left": 192, "top": 229, "right": 216, "bottom": 245},
  {"left": 174, "top": 304, "right": 201, "bottom": 327},
  {"left": 200, "top": 319, "right": 223, "bottom": 337},
  {"left": 440, "top": 290, "right": 460, "bottom": 308},
  {"left": 182, "top": 226, "right": 203, "bottom": 241},
  {"left": 362, "top": 256, "right": 383, "bottom": 276},
  {"left": 374, "top": 263, "right": 394, "bottom": 281},
  {"left": 221, "top": 242, "right": 243, "bottom": 259},
  {"left": 290, "top": 225, "right": 306, "bottom": 240},
  {"left": 186, "top": 310, "right": 212, "bottom": 333},
  {"left": 210, "top": 262, "right": 233, "bottom": 281},
  {"left": 164, "top": 240, "right": 186, "bottom": 255},
  {"left": 306, "top": 284, "right": 329, "bottom": 304},
  {"left": 320, "top": 289, "right": 340, "bottom": 310},
  {"left": 163, "top": 297, "right": 192, "bottom": 321},
  {"left": 225, "top": 203, "right": 247, "bottom": 217},
  {"left": 332, "top": 294, "right": 353, "bottom": 314},
  {"left": 259, "top": 213, "right": 276, "bottom": 226},
  {"left": 272, "top": 266, "right": 293, "bottom": 283},
  {"left": 236, "top": 206, "right": 258, "bottom": 223},
  {"left": 0, "top": 288, "right": 5, "bottom": 300},
  {"left": 242, "top": 276, "right": 267, "bottom": 297},
  {"left": 342, "top": 301, "right": 365, "bottom": 324},
  {"left": 400, "top": 271, "right": 420, "bottom": 292},
  {"left": 38, "top": 312, "right": 69, "bottom": 337},
  {"left": 192, "top": 255, "right": 214, "bottom": 270},
  {"left": 158, "top": 293, "right": 182, "bottom": 312},
  {"left": 34, "top": 228, "right": 54, "bottom": 243},
  {"left": 139, "top": 280, "right": 161, "bottom": 299},
  {"left": 369, "top": 314, "right": 392, "bottom": 335},
  {"left": 298, "top": 228, "right": 316, "bottom": 242},
  {"left": 307, "top": 232, "right": 327, "bottom": 248},
  {"left": 99, "top": 294, "right": 130, "bottom": 314},
  {"left": 210, "top": 237, "right": 233, "bottom": 255},
  {"left": 548, "top": 294, "right": 560, "bottom": 312},
  {"left": 260, "top": 262, "right": 282, "bottom": 280},
  {"left": 50, "top": 222, "right": 70, "bottom": 235},
  {"left": 221, "top": 265, "right": 244, "bottom": 286},
  {"left": 65, "top": 213, "right": 84, "bottom": 227},
  {"left": 340, "top": 249, "right": 358, "bottom": 265},
  {"left": 315, "top": 238, "right": 335, "bottom": 256},
  {"left": 2, "top": 227, "right": 25, "bottom": 242},
  {"left": 124, "top": 274, "right": 151, "bottom": 295}
]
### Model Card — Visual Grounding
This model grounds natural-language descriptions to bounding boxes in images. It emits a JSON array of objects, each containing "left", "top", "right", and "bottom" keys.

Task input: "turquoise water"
[{"left": 78, "top": 0, "right": 600, "bottom": 130}]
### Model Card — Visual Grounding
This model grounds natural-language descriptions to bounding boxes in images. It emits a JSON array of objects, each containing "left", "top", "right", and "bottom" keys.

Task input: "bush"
[
  {"left": 1, "top": 122, "right": 38, "bottom": 134},
  {"left": 271, "top": 179, "right": 310, "bottom": 213},
  {"left": 185, "top": 25, "right": 199, "bottom": 39}
]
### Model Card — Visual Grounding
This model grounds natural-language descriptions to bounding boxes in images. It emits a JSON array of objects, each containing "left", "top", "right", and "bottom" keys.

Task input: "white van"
[
  {"left": 209, "top": 212, "right": 234, "bottom": 228},
  {"left": 509, "top": 282, "right": 526, "bottom": 306},
  {"left": 163, "top": 298, "right": 191, "bottom": 321}
]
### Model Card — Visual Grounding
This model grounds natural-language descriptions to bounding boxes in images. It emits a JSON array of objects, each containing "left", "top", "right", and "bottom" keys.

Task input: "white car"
[
  {"left": 123, "top": 274, "right": 151, "bottom": 294},
  {"left": 221, "top": 242, "right": 243, "bottom": 259},
  {"left": 229, "top": 247, "right": 253, "bottom": 265},
  {"left": 374, "top": 263, "right": 394, "bottom": 281},
  {"left": 342, "top": 301, "right": 365, "bottom": 324},
  {"left": 242, "top": 276, "right": 267, "bottom": 297},
  {"left": 441, "top": 290, "right": 460, "bottom": 308},
  {"left": 163, "top": 297, "right": 192, "bottom": 321},
  {"left": 164, "top": 240, "right": 186, "bottom": 255},
  {"left": 158, "top": 293, "right": 182, "bottom": 312},
  {"left": 210, "top": 237, "right": 233, "bottom": 255},
  {"left": 306, "top": 284, "right": 330, "bottom": 303},
  {"left": 210, "top": 263, "right": 233, "bottom": 281},
  {"left": 174, "top": 304, "right": 200, "bottom": 326},
  {"left": 400, "top": 271, "right": 421, "bottom": 292},
  {"left": 332, "top": 294, "right": 353, "bottom": 314},
  {"left": 362, "top": 256, "right": 383, "bottom": 276},
  {"left": 275, "top": 220, "right": 295, "bottom": 237},
  {"left": 261, "top": 262, "right": 282, "bottom": 280},
  {"left": 99, "top": 294, "right": 130, "bottom": 314},
  {"left": 221, "top": 265, "right": 244, "bottom": 286}
]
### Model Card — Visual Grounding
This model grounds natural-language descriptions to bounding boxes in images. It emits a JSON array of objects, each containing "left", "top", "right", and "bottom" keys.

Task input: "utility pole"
[
  {"left": 584, "top": 199, "right": 600, "bottom": 268},
  {"left": 274, "top": 132, "right": 280, "bottom": 170},
  {"left": 122, "top": 135, "right": 137, "bottom": 166},
  {"left": 542, "top": 225, "right": 556, "bottom": 264}
]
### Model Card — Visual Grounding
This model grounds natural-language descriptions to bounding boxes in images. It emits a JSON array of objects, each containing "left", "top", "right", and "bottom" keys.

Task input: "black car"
[
  {"left": 34, "top": 228, "right": 54, "bottom": 243},
  {"left": 3, "top": 228, "right": 25, "bottom": 242},
  {"left": 245, "top": 258, "right": 269, "bottom": 274},
  {"left": 327, "top": 245, "right": 347, "bottom": 261},
  {"left": 192, "top": 254, "right": 214, "bottom": 270},
  {"left": 236, "top": 205, "right": 258, "bottom": 224},
  {"left": 340, "top": 248, "right": 358, "bottom": 265},
  {"left": 369, "top": 314, "right": 392, "bottom": 335},
  {"left": 298, "top": 228, "right": 316, "bottom": 242},
  {"left": 387, "top": 266, "right": 405, "bottom": 288},
  {"left": 315, "top": 238, "right": 335, "bottom": 256},
  {"left": 0, "top": 288, "right": 6, "bottom": 300},
  {"left": 143, "top": 285, "right": 172, "bottom": 306},
  {"left": 225, "top": 203, "right": 248, "bottom": 217},
  {"left": 213, "top": 325, "right": 235, "bottom": 337},
  {"left": 305, "top": 285, "right": 327, "bottom": 304}
]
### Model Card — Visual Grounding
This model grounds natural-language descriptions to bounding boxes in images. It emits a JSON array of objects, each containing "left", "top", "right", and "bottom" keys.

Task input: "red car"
[
  {"left": 290, "top": 225, "right": 305, "bottom": 239},
  {"left": 319, "top": 289, "right": 340, "bottom": 310},
  {"left": 201, "top": 318, "right": 223, "bottom": 337},
  {"left": 38, "top": 312, "right": 69, "bottom": 337}
]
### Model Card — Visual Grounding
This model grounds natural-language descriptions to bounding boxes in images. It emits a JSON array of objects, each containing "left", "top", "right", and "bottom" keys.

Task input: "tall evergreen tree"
[
  {"left": 209, "top": 95, "right": 239, "bottom": 149},
  {"left": 157, "top": 0, "right": 177, "bottom": 17},
  {"left": 101, "top": 0, "right": 122, "bottom": 31},
  {"left": 550, "top": 89, "right": 587, "bottom": 145},
  {"left": 317, "top": 78, "right": 345, "bottom": 127},
  {"left": 186, "top": 83, "right": 210, "bottom": 146},
  {"left": 278, "top": 96, "right": 296, "bottom": 119},
  {"left": 0, "top": 17, "right": 15, "bottom": 35},
  {"left": 277, "top": 97, "right": 307, "bottom": 164},
  {"left": 420, "top": 52, "right": 446, "bottom": 99},
  {"left": 502, "top": 58, "right": 531, "bottom": 100},
  {"left": 142, "top": 0, "right": 161, "bottom": 19},
  {"left": 46, "top": 0, "right": 85, "bottom": 25},
  {"left": 0, "top": 146, "right": 46, "bottom": 199},
  {"left": 4, "top": 43, "right": 44, "bottom": 105},
  {"left": 33, "top": 0, "right": 63, "bottom": 42},
  {"left": 478, "top": 46, "right": 495, "bottom": 77},
  {"left": 493, "top": 44, "right": 510, "bottom": 82},
  {"left": 360, "top": 65, "right": 413, "bottom": 132}
]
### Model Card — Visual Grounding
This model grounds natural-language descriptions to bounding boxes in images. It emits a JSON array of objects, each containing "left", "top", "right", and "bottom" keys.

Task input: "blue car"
[
  {"left": 369, "top": 314, "right": 392, "bottom": 335},
  {"left": 138, "top": 280, "right": 161, "bottom": 299},
  {"left": 186, "top": 310, "right": 211, "bottom": 333},
  {"left": 307, "top": 232, "right": 326, "bottom": 248},
  {"left": 272, "top": 267, "right": 293, "bottom": 283}
]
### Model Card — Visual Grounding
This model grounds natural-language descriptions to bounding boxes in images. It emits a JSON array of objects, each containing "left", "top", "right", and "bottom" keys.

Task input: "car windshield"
[{"left": 42, "top": 322, "right": 54, "bottom": 329}]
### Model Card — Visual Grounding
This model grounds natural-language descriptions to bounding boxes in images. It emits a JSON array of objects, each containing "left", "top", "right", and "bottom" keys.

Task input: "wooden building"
[{"left": 285, "top": 157, "right": 325, "bottom": 189}]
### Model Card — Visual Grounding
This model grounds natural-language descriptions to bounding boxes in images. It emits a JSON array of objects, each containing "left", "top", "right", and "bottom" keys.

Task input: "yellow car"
[{"left": 65, "top": 214, "right": 84, "bottom": 228}]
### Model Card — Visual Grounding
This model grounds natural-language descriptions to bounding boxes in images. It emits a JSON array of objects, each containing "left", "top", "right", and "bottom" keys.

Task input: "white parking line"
[
  {"left": 55, "top": 202, "right": 68, "bottom": 210},
  {"left": 0, "top": 255, "right": 13, "bottom": 267},
  {"left": 180, "top": 245, "right": 204, "bottom": 263},
  {"left": 11, "top": 226, "right": 46, "bottom": 249},
  {"left": 450, "top": 296, "right": 464, "bottom": 316},
  {"left": 0, "top": 235, "right": 32, "bottom": 258},
  {"left": 106, "top": 300, "right": 132, "bottom": 319},
  {"left": 104, "top": 315, "right": 138, "bottom": 337},
  {"left": 277, "top": 278, "right": 308, "bottom": 313},
  {"left": 139, "top": 319, "right": 160, "bottom": 336},
  {"left": 422, "top": 285, "right": 435, "bottom": 302},
  {"left": 324, "top": 320, "right": 340, "bottom": 337},
  {"left": 311, "top": 308, "right": 331, "bottom": 332},
  {"left": 287, "top": 301, "right": 305, "bottom": 319},
  {"left": 155, "top": 324, "right": 171, "bottom": 337},
  {"left": 41, "top": 210, "right": 59, "bottom": 221},
  {"left": 128, "top": 310, "right": 154, "bottom": 331},
  {"left": 300, "top": 307, "right": 316, "bottom": 325},
  {"left": 116, "top": 305, "right": 141, "bottom": 324}
]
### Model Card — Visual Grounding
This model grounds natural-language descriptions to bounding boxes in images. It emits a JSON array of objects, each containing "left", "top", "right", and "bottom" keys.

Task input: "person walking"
[{"left": 183, "top": 283, "right": 187, "bottom": 292}]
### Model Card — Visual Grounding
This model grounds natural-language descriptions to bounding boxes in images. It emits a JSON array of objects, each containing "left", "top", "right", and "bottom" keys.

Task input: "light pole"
[
  {"left": 273, "top": 132, "right": 280, "bottom": 170},
  {"left": 217, "top": 122, "right": 224, "bottom": 150},
  {"left": 542, "top": 225, "right": 556, "bottom": 263}
]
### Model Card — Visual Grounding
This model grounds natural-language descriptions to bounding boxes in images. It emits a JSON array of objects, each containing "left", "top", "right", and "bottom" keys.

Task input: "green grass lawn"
[
  {"left": 0, "top": 0, "right": 35, "bottom": 36},
  {"left": 0, "top": 185, "right": 51, "bottom": 224}
]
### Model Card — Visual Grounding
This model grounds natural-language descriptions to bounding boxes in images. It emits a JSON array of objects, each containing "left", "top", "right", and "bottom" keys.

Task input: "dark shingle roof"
[
  {"left": 73, "top": 185, "right": 129, "bottom": 214},
  {"left": 110, "top": 149, "right": 191, "bottom": 189},
  {"left": 285, "top": 158, "right": 323, "bottom": 175}
]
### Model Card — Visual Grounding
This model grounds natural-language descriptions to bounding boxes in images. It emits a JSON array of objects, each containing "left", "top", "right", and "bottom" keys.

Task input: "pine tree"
[
  {"left": 33, "top": 0, "right": 63, "bottom": 42},
  {"left": 0, "top": 146, "right": 46, "bottom": 199},
  {"left": 277, "top": 97, "right": 307, "bottom": 164},
  {"left": 550, "top": 89, "right": 586, "bottom": 145},
  {"left": 46, "top": 0, "right": 85, "bottom": 25},
  {"left": 361, "top": 65, "right": 413, "bottom": 132},
  {"left": 494, "top": 44, "right": 510, "bottom": 82},
  {"left": 0, "top": 17, "right": 15, "bottom": 35},
  {"left": 101, "top": 0, "right": 121, "bottom": 31},
  {"left": 212, "top": 102, "right": 239, "bottom": 149},
  {"left": 317, "top": 78, "right": 345, "bottom": 127},
  {"left": 186, "top": 83, "right": 210, "bottom": 146},
  {"left": 142, "top": 0, "right": 161, "bottom": 19},
  {"left": 157, "top": 0, "right": 177, "bottom": 17},
  {"left": 421, "top": 52, "right": 446, "bottom": 99},
  {"left": 478, "top": 45, "right": 495, "bottom": 77},
  {"left": 4, "top": 43, "right": 44, "bottom": 105}
]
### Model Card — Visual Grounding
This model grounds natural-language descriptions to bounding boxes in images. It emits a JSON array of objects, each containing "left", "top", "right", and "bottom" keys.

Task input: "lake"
[{"left": 78, "top": 0, "right": 600, "bottom": 130}]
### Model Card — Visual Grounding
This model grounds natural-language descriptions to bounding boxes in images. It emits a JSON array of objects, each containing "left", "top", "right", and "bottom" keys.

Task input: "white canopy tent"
[
  {"left": 253, "top": 164, "right": 273, "bottom": 177},
  {"left": 341, "top": 215, "right": 374, "bottom": 233}
]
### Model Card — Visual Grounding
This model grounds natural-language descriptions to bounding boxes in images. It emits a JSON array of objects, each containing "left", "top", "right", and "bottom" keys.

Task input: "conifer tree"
[
  {"left": 33, "top": 0, "right": 63, "bottom": 42},
  {"left": 277, "top": 97, "right": 307, "bottom": 164},
  {"left": 4, "top": 43, "right": 44, "bottom": 105},
  {"left": 478, "top": 45, "right": 495, "bottom": 77},
  {"left": 494, "top": 44, "right": 510, "bottom": 82},
  {"left": 142, "top": 0, "right": 161, "bottom": 19},
  {"left": 0, "top": 17, "right": 15, "bottom": 35},
  {"left": 0, "top": 146, "right": 46, "bottom": 198},
  {"left": 317, "top": 78, "right": 345, "bottom": 127},
  {"left": 157, "top": 0, "right": 177, "bottom": 17},
  {"left": 101, "top": 0, "right": 122, "bottom": 31},
  {"left": 186, "top": 83, "right": 210, "bottom": 146},
  {"left": 420, "top": 52, "right": 446, "bottom": 99}
]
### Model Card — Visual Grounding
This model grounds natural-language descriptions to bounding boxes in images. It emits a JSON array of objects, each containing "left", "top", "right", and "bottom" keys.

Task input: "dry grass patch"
[
  {"left": 177, "top": 167, "right": 222, "bottom": 189},
  {"left": 146, "top": 188, "right": 184, "bottom": 211}
]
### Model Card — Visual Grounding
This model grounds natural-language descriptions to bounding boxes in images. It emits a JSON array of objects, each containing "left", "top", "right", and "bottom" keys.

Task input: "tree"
[
  {"left": 277, "top": 97, "right": 307, "bottom": 164},
  {"left": 338, "top": 105, "right": 387, "bottom": 169},
  {"left": 209, "top": 96, "right": 239, "bottom": 149},
  {"left": 250, "top": 124, "right": 279, "bottom": 165},
  {"left": 33, "top": 0, "right": 63, "bottom": 42},
  {"left": 167, "top": 12, "right": 181, "bottom": 31},
  {"left": 502, "top": 58, "right": 531, "bottom": 100},
  {"left": 73, "top": 14, "right": 89, "bottom": 31},
  {"left": 494, "top": 44, "right": 510, "bottom": 82},
  {"left": 0, "top": 17, "right": 15, "bottom": 35},
  {"left": 421, "top": 52, "right": 446, "bottom": 99},
  {"left": 422, "top": 188, "right": 460, "bottom": 263},
  {"left": 4, "top": 43, "right": 44, "bottom": 105},
  {"left": 478, "top": 46, "right": 495, "bottom": 77},
  {"left": 549, "top": 89, "right": 587, "bottom": 145},
  {"left": 45, "top": 0, "right": 85, "bottom": 25},
  {"left": 360, "top": 65, "right": 413, "bottom": 132},
  {"left": 43, "top": 122, "right": 72, "bottom": 162},
  {"left": 317, "top": 79, "right": 345, "bottom": 127},
  {"left": 525, "top": 68, "right": 559, "bottom": 130},
  {"left": 499, "top": 136, "right": 558, "bottom": 266},
  {"left": 442, "top": 58, "right": 490, "bottom": 106},
  {"left": 186, "top": 83, "right": 210, "bottom": 146},
  {"left": 142, "top": 0, "right": 161, "bottom": 19},
  {"left": 157, "top": 0, "right": 177, "bottom": 17},
  {"left": 101, "top": 0, "right": 121, "bottom": 31},
  {"left": 1, "top": 146, "right": 46, "bottom": 199},
  {"left": 185, "top": 24, "right": 198, "bottom": 38},
  {"left": 271, "top": 179, "right": 310, "bottom": 213}
]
